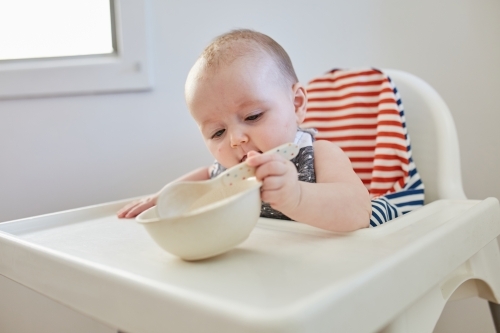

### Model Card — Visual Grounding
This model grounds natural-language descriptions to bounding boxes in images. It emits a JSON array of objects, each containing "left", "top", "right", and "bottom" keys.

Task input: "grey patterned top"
[{"left": 209, "top": 129, "right": 316, "bottom": 221}]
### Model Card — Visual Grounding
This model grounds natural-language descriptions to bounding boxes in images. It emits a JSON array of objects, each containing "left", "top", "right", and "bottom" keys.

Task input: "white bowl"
[{"left": 136, "top": 178, "right": 261, "bottom": 261}]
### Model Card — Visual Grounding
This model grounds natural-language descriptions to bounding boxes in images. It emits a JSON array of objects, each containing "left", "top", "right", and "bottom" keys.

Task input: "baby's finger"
[
  {"left": 125, "top": 200, "right": 154, "bottom": 218},
  {"left": 246, "top": 152, "right": 282, "bottom": 167},
  {"left": 261, "top": 175, "right": 286, "bottom": 191},
  {"left": 260, "top": 188, "right": 284, "bottom": 207},
  {"left": 246, "top": 150, "right": 261, "bottom": 159},
  {"left": 117, "top": 201, "right": 141, "bottom": 218},
  {"left": 254, "top": 160, "right": 288, "bottom": 181}
]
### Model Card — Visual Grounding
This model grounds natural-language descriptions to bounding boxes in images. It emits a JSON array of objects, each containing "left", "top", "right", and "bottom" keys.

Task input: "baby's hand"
[
  {"left": 116, "top": 194, "right": 158, "bottom": 218},
  {"left": 246, "top": 150, "right": 301, "bottom": 213}
]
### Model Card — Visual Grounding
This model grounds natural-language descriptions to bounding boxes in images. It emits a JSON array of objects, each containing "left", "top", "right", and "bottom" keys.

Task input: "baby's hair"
[{"left": 200, "top": 29, "right": 298, "bottom": 87}]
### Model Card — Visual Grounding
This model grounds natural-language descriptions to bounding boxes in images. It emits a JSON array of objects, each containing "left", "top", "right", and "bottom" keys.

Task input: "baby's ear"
[{"left": 292, "top": 83, "right": 307, "bottom": 124}]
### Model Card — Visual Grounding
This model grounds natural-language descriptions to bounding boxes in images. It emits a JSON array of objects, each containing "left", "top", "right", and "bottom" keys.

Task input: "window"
[
  {"left": 0, "top": 0, "right": 152, "bottom": 99},
  {"left": 0, "top": 0, "right": 115, "bottom": 61}
]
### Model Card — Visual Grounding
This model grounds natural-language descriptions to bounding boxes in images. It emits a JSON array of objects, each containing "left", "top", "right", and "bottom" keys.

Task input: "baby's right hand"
[{"left": 117, "top": 194, "right": 158, "bottom": 218}]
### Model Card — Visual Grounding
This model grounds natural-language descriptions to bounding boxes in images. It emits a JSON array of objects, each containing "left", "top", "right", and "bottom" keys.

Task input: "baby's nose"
[{"left": 229, "top": 131, "right": 249, "bottom": 147}]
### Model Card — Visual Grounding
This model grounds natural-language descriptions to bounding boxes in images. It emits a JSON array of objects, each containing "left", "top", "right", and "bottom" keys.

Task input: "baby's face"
[{"left": 186, "top": 56, "right": 305, "bottom": 168}]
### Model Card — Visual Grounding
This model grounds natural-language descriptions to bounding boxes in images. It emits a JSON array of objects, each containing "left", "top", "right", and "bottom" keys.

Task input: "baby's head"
[{"left": 185, "top": 29, "right": 307, "bottom": 168}]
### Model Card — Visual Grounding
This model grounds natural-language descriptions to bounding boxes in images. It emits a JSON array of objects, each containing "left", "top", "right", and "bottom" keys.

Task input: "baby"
[{"left": 117, "top": 29, "right": 371, "bottom": 232}]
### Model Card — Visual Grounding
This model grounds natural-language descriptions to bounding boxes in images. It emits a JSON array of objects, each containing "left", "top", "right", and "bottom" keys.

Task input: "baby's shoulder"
[
  {"left": 312, "top": 139, "right": 352, "bottom": 169},
  {"left": 313, "top": 139, "right": 344, "bottom": 157},
  {"left": 312, "top": 139, "right": 359, "bottom": 182}
]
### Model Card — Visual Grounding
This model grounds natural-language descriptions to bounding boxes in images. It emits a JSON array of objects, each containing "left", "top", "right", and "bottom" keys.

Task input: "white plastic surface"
[
  {"left": 0, "top": 275, "right": 115, "bottom": 333},
  {"left": 0, "top": 197, "right": 499, "bottom": 333}
]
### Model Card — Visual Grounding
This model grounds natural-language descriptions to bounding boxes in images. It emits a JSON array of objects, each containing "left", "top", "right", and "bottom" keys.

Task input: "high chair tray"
[{"left": 0, "top": 198, "right": 499, "bottom": 333}]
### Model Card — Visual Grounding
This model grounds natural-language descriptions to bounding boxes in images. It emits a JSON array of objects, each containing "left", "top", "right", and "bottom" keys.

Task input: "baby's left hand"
[{"left": 246, "top": 150, "right": 301, "bottom": 214}]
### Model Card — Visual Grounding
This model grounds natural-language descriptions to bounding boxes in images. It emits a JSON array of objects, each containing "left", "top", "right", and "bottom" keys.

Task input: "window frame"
[{"left": 0, "top": 0, "right": 153, "bottom": 100}]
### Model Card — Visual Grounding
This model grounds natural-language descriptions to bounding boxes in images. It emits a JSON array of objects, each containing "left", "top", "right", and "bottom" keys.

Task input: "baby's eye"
[
  {"left": 211, "top": 129, "right": 225, "bottom": 139},
  {"left": 245, "top": 113, "right": 262, "bottom": 121}
]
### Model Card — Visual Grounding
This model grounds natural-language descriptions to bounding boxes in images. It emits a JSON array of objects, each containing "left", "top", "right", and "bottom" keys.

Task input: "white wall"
[{"left": 0, "top": 0, "right": 499, "bottom": 331}]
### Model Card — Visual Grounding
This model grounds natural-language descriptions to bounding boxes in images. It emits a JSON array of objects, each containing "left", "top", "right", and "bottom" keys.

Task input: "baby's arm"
[
  {"left": 246, "top": 140, "right": 371, "bottom": 231},
  {"left": 116, "top": 166, "right": 210, "bottom": 218}
]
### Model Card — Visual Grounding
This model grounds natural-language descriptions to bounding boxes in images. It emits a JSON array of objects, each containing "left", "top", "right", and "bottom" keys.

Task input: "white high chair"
[
  {"left": 0, "top": 70, "right": 499, "bottom": 333},
  {"left": 379, "top": 69, "right": 500, "bottom": 332}
]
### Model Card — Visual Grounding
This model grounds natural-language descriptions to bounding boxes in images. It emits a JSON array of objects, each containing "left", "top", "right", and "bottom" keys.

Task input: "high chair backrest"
[
  {"left": 303, "top": 68, "right": 465, "bottom": 205},
  {"left": 383, "top": 69, "right": 466, "bottom": 202}
]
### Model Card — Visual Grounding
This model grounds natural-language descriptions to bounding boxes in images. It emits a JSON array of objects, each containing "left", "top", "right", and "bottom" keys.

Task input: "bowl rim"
[{"left": 136, "top": 180, "right": 261, "bottom": 224}]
